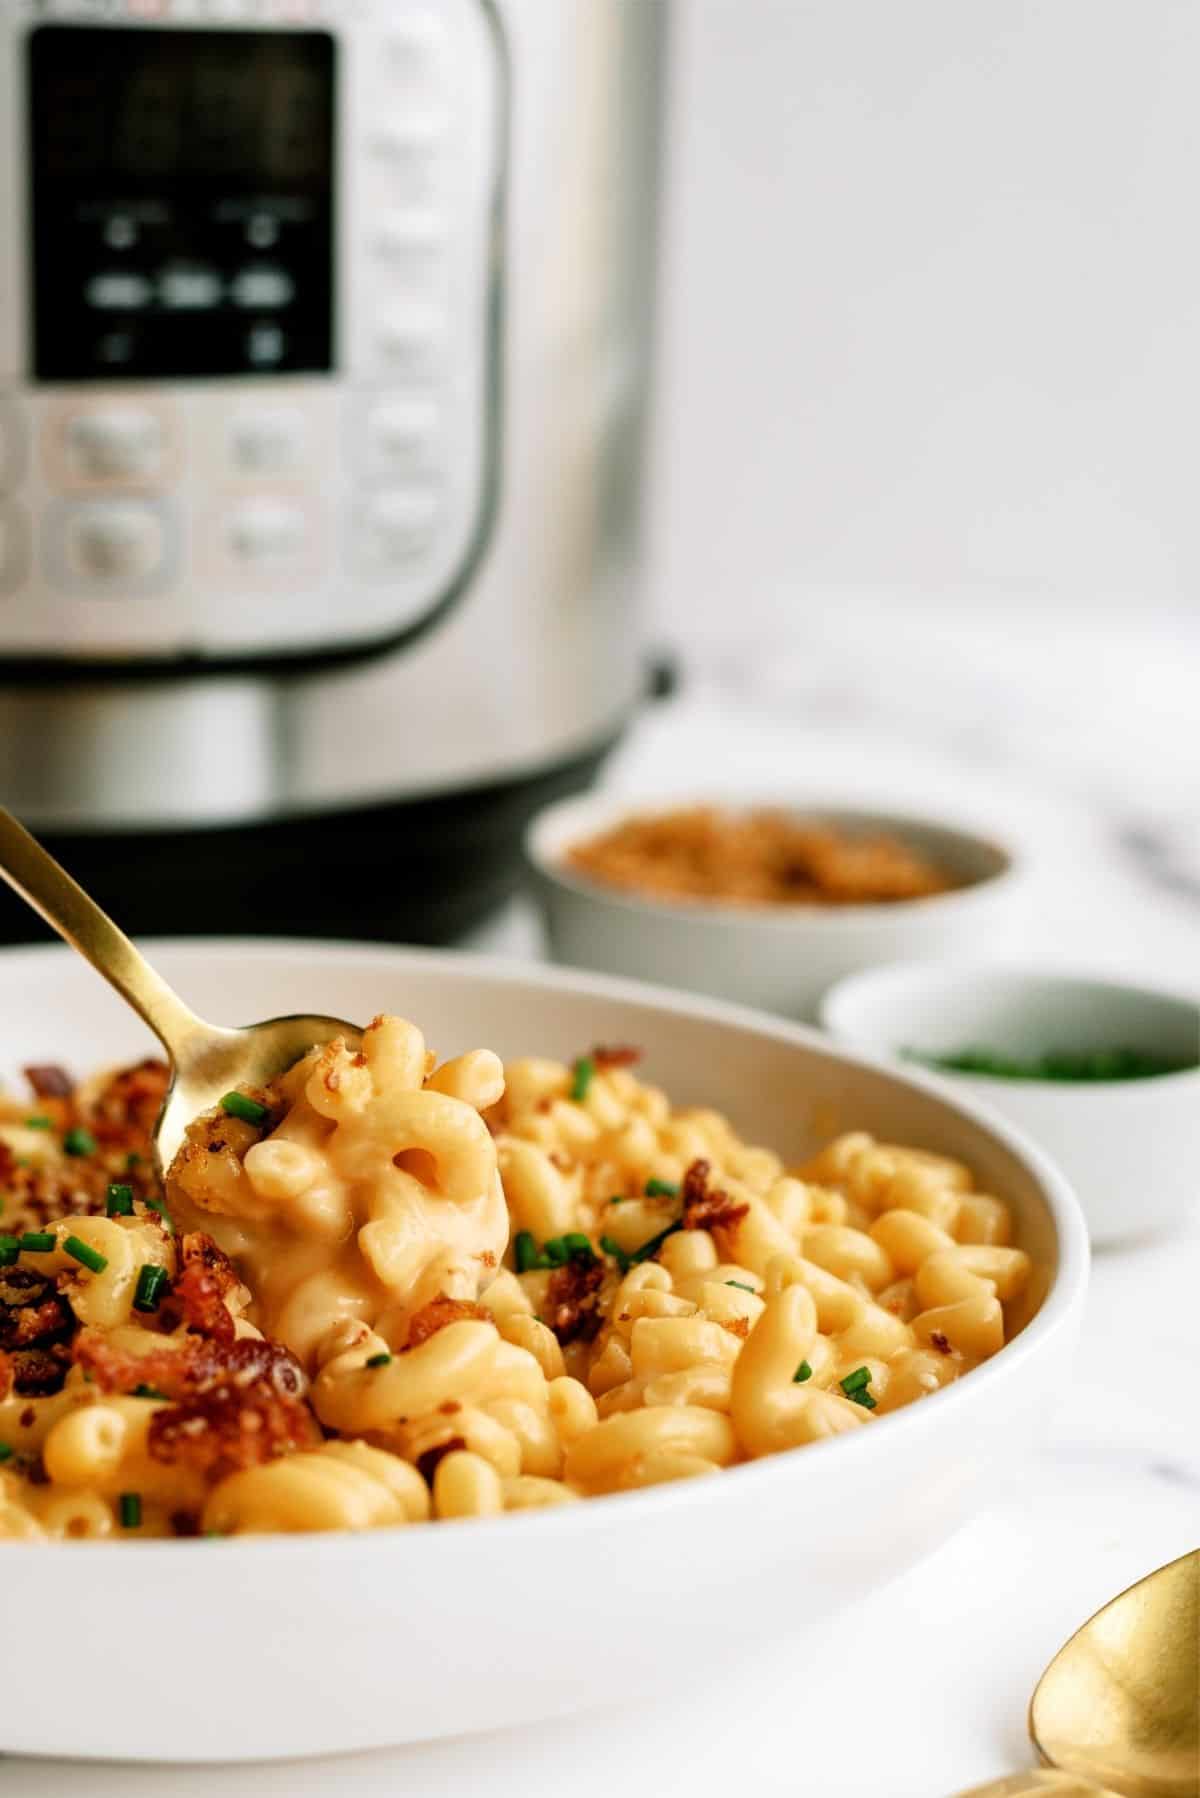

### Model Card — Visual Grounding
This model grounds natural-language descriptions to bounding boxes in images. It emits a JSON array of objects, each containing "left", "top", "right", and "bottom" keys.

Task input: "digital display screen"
[{"left": 28, "top": 26, "right": 336, "bottom": 381}]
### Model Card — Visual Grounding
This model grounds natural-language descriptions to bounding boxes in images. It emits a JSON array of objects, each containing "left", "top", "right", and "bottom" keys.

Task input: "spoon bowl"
[
  {"left": 0, "top": 808, "right": 360, "bottom": 1172},
  {"left": 1029, "top": 1550, "right": 1199, "bottom": 1798}
]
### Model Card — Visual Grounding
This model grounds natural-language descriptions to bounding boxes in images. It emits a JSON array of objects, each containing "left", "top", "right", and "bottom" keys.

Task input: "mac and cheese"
[{"left": 0, "top": 1021, "right": 1033, "bottom": 1539}]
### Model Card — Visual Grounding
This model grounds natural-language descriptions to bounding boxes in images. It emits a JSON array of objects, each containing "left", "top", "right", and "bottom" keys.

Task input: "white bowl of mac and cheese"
[{"left": 0, "top": 941, "right": 1086, "bottom": 1761}]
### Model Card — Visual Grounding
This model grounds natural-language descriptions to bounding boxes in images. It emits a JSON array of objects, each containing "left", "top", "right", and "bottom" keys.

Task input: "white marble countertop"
[{"left": 17, "top": 618, "right": 1200, "bottom": 1797}]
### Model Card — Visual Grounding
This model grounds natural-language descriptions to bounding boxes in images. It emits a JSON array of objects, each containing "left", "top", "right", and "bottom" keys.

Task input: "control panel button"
[
  {"left": 230, "top": 408, "right": 305, "bottom": 474},
  {"left": 384, "top": 15, "right": 449, "bottom": 88},
  {"left": 376, "top": 307, "right": 445, "bottom": 375},
  {"left": 227, "top": 499, "right": 307, "bottom": 564},
  {"left": 365, "top": 397, "right": 441, "bottom": 476},
  {"left": 230, "top": 265, "right": 295, "bottom": 310},
  {"left": 246, "top": 323, "right": 287, "bottom": 367},
  {"left": 66, "top": 409, "right": 164, "bottom": 482},
  {"left": 357, "top": 489, "right": 440, "bottom": 568},
  {"left": 159, "top": 265, "right": 222, "bottom": 310},
  {"left": 373, "top": 211, "right": 447, "bottom": 270},
  {"left": 65, "top": 501, "right": 167, "bottom": 582},
  {"left": 0, "top": 502, "right": 31, "bottom": 596},
  {"left": 368, "top": 120, "right": 445, "bottom": 204},
  {"left": 0, "top": 398, "right": 26, "bottom": 493},
  {"left": 85, "top": 270, "right": 153, "bottom": 310}
]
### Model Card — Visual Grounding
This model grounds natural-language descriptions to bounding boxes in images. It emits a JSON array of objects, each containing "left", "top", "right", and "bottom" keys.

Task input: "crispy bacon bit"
[
  {"left": 0, "top": 1269, "right": 73, "bottom": 1352},
  {"left": 592, "top": 1045, "right": 642, "bottom": 1069},
  {"left": 680, "top": 1159, "right": 749, "bottom": 1235},
  {"left": 156, "top": 1232, "right": 241, "bottom": 1344},
  {"left": 0, "top": 1143, "right": 14, "bottom": 1185},
  {"left": 9, "top": 1347, "right": 71, "bottom": 1394},
  {"left": 476, "top": 1250, "right": 497, "bottom": 1269},
  {"left": 405, "top": 1296, "right": 490, "bottom": 1350},
  {"left": 415, "top": 1436, "right": 466, "bottom": 1484},
  {"left": 72, "top": 1327, "right": 315, "bottom": 1483},
  {"left": 84, "top": 1059, "right": 169, "bottom": 1144},
  {"left": 544, "top": 1255, "right": 605, "bottom": 1346},
  {"left": 437, "top": 1399, "right": 461, "bottom": 1416},
  {"left": 0, "top": 1349, "right": 11, "bottom": 1402},
  {"left": 930, "top": 1331, "right": 952, "bottom": 1355},
  {"left": 170, "top": 1510, "right": 200, "bottom": 1538},
  {"left": 721, "top": 1315, "right": 750, "bottom": 1340},
  {"left": 23, "top": 1064, "right": 74, "bottom": 1100}
]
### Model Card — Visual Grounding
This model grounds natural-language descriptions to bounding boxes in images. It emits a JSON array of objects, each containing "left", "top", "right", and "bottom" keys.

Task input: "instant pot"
[{"left": 0, "top": 0, "right": 665, "bottom": 940}]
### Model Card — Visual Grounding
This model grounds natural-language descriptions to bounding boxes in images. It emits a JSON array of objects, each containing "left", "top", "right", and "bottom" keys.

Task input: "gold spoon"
[
  {"left": 0, "top": 807, "right": 361, "bottom": 1173},
  {"left": 954, "top": 1550, "right": 1199, "bottom": 1798}
]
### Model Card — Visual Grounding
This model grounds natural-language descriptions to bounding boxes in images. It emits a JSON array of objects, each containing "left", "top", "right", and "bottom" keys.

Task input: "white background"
[{"left": 646, "top": 0, "right": 1198, "bottom": 643}]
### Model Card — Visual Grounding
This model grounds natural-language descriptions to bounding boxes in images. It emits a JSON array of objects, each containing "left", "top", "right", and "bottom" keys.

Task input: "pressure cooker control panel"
[{"left": 0, "top": 0, "right": 504, "bottom": 665}]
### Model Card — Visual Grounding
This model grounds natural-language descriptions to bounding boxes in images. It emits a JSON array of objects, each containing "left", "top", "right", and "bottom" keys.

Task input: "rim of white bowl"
[
  {"left": 820, "top": 958, "right": 1200, "bottom": 1087},
  {"left": 0, "top": 937, "right": 1088, "bottom": 1559},
  {"left": 524, "top": 790, "right": 1028, "bottom": 929}
]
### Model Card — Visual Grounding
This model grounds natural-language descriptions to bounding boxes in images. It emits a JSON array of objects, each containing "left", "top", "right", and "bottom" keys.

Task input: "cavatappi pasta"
[{"left": 0, "top": 1020, "right": 1035, "bottom": 1540}]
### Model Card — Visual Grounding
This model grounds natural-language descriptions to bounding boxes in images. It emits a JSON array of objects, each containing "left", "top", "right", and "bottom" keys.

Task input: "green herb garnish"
[
  {"left": 62, "top": 1127, "right": 96, "bottom": 1157},
  {"left": 644, "top": 1178, "right": 679, "bottom": 1198},
  {"left": 629, "top": 1219, "right": 683, "bottom": 1265},
  {"left": 366, "top": 1351, "right": 392, "bottom": 1368},
  {"left": 105, "top": 1183, "right": 135, "bottom": 1217},
  {"left": 569, "top": 1057, "right": 595, "bottom": 1102},
  {"left": 725, "top": 1280, "right": 756, "bottom": 1293},
  {"left": 18, "top": 1232, "right": 55, "bottom": 1254},
  {"left": 133, "top": 1384, "right": 167, "bottom": 1401},
  {"left": 839, "top": 1366, "right": 871, "bottom": 1395},
  {"left": 23, "top": 1116, "right": 52, "bottom": 1131},
  {"left": 133, "top": 1264, "right": 169, "bottom": 1312},
  {"left": 0, "top": 1442, "right": 13, "bottom": 1462},
  {"left": 220, "top": 1092, "right": 270, "bottom": 1125},
  {"left": 514, "top": 1230, "right": 538, "bottom": 1274},
  {"left": 119, "top": 1492, "right": 142, "bottom": 1529},
  {"left": 541, "top": 1236, "right": 570, "bottom": 1267},
  {"left": 905, "top": 1044, "right": 1195, "bottom": 1083},
  {"left": 0, "top": 1235, "right": 18, "bottom": 1268},
  {"left": 793, "top": 1361, "right": 813, "bottom": 1383},
  {"left": 64, "top": 1235, "right": 107, "bottom": 1274},
  {"left": 600, "top": 1234, "right": 631, "bottom": 1273}
]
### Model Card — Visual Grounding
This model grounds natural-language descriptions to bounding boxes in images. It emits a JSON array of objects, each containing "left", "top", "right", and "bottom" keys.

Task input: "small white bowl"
[
  {"left": 527, "top": 792, "right": 1027, "bottom": 1020},
  {"left": 0, "top": 940, "right": 1085, "bottom": 1761},
  {"left": 820, "top": 961, "right": 1200, "bottom": 1244}
]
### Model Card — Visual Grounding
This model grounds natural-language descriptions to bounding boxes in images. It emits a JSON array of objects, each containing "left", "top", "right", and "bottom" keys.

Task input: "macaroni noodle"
[{"left": 0, "top": 1021, "right": 1034, "bottom": 1539}]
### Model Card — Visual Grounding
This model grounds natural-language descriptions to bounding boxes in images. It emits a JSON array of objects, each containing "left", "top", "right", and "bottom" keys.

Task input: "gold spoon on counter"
[
  {"left": 954, "top": 1550, "right": 1199, "bottom": 1798},
  {"left": 0, "top": 807, "right": 361, "bottom": 1173}
]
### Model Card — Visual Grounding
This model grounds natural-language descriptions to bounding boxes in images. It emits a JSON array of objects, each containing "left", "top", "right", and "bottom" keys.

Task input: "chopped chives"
[
  {"left": 119, "top": 1492, "right": 142, "bottom": 1529},
  {"left": 0, "top": 1442, "right": 12, "bottom": 1462},
  {"left": 365, "top": 1351, "right": 392, "bottom": 1368},
  {"left": 133, "top": 1264, "right": 169, "bottom": 1312},
  {"left": 220, "top": 1092, "right": 270, "bottom": 1126},
  {"left": 64, "top": 1235, "right": 108, "bottom": 1274},
  {"left": 569, "top": 1057, "right": 595, "bottom": 1102},
  {"left": 541, "top": 1236, "right": 569, "bottom": 1267},
  {"left": 644, "top": 1178, "right": 680, "bottom": 1198},
  {"left": 62, "top": 1127, "right": 96, "bottom": 1157},
  {"left": 793, "top": 1361, "right": 813, "bottom": 1383},
  {"left": 18, "top": 1231, "right": 55, "bottom": 1254},
  {"left": 132, "top": 1384, "right": 167, "bottom": 1401},
  {"left": 600, "top": 1235, "right": 631, "bottom": 1273},
  {"left": 125, "top": 1151, "right": 141, "bottom": 1168},
  {"left": 840, "top": 1366, "right": 872, "bottom": 1396},
  {"left": 726, "top": 1280, "right": 756, "bottom": 1293},
  {"left": 514, "top": 1230, "right": 538, "bottom": 1274},
  {"left": 0, "top": 1235, "right": 18, "bottom": 1268},
  {"left": 105, "top": 1183, "right": 135, "bottom": 1216},
  {"left": 630, "top": 1219, "right": 683, "bottom": 1265},
  {"left": 562, "top": 1232, "right": 594, "bottom": 1257},
  {"left": 23, "top": 1116, "right": 52, "bottom": 1131},
  {"left": 608, "top": 1195, "right": 626, "bottom": 1206},
  {"left": 847, "top": 1389, "right": 877, "bottom": 1410}
]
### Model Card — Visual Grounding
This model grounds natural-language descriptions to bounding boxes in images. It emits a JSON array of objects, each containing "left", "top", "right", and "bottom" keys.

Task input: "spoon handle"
[{"left": 0, "top": 807, "right": 203, "bottom": 1060}]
